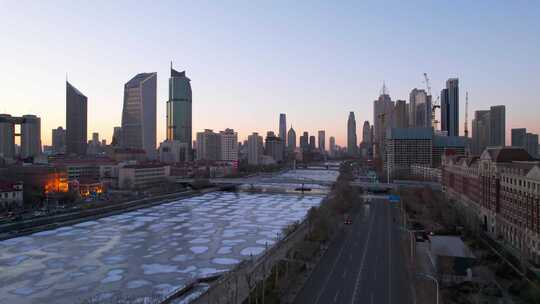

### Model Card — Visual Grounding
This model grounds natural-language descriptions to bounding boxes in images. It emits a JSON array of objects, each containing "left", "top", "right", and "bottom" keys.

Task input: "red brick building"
[{"left": 443, "top": 147, "right": 540, "bottom": 263}]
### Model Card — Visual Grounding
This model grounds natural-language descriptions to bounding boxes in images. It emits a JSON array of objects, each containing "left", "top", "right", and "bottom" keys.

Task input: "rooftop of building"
[
  {"left": 482, "top": 146, "right": 534, "bottom": 163},
  {"left": 66, "top": 81, "right": 87, "bottom": 98},
  {"left": 125, "top": 73, "right": 156, "bottom": 89},
  {"left": 387, "top": 127, "right": 433, "bottom": 140},
  {"left": 429, "top": 235, "right": 475, "bottom": 258},
  {"left": 0, "top": 181, "right": 23, "bottom": 192},
  {"left": 122, "top": 163, "right": 168, "bottom": 169}
]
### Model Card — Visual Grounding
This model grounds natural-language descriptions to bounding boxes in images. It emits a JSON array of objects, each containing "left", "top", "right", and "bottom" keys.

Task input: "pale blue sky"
[{"left": 1, "top": 0, "right": 539, "bottom": 146}]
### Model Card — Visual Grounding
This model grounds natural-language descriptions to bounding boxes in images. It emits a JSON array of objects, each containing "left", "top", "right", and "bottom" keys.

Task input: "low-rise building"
[
  {"left": 443, "top": 147, "right": 540, "bottom": 263},
  {"left": 0, "top": 182, "right": 23, "bottom": 210},
  {"left": 118, "top": 164, "right": 170, "bottom": 189}
]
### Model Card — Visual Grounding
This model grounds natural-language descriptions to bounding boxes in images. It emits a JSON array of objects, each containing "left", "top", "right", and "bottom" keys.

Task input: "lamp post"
[{"left": 416, "top": 273, "right": 439, "bottom": 304}]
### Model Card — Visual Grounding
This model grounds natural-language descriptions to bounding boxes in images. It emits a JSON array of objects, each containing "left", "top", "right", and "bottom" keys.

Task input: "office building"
[
  {"left": 121, "top": 73, "right": 157, "bottom": 159},
  {"left": 329, "top": 136, "right": 336, "bottom": 156},
  {"left": 373, "top": 86, "right": 394, "bottom": 153},
  {"left": 318, "top": 130, "right": 325, "bottom": 151},
  {"left": 166, "top": 67, "right": 192, "bottom": 158},
  {"left": 441, "top": 78, "right": 459, "bottom": 136},
  {"left": 119, "top": 164, "right": 170, "bottom": 190},
  {"left": 511, "top": 128, "right": 527, "bottom": 147},
  {"left": 394, "top": 100, "right": 409, "bottom": 128},
  {"left": 265, "top": 131, "right": 284, "bottom": 163},
  {"left": 309, "top": 135, "right": 316, "bottom": 150},
  {"left": 0, "top": 114, "right": 15, "bottom": 160},
  {"left": 66, "top": 81, "right": 87, "bottom": 155},
  {"left": 385, "top": 128, "right": 432, "bottom": 178},
  {"left": 247, "top": 132, "right": 264, "bottom": 165},
  {"left": 0, "top": 114, "right": 41, "bottom": 160},
  {"left": 20, "top": 115, "right": 41, "bottom": 159},
  {"left": 409, "top": 89, "right": 431, "bottom": 128},
  {"left": 220, "top": 128, "right": 238, "bottom": 161},
  {"left": 489, "top": 105, "right": 506, "bottom": 147},
  {"left": 300, "top": 132, "right": 309, "bottom": 151},
  {"left": 111, "top": 127, "right": 122, "bottom": 146},
  {"left": 158, "top": 140, "right": 191, "bottom": 163},
  {"left": 52, "top": 127, "right": 66, "bottom": 154},
  {"left": 196, "top": 129, "right": 221, "bottom": 161},
  {"left": 526, "top": 133, "right": 539, "bottom": 158},
  {"left": 362, "top": 121, "right": 371, "bottom": 144},
  {"left": 287, "top": 126, "right": 296, "bottom": 151},
  {"left": 472, "top": 110, "right": 491, "bottom": 155},
  {"left": 279, "top": 113, "right": 286, "bottom": 143},
  {"left": 347, "top": 111, "right": 357, "bottom": 154}
]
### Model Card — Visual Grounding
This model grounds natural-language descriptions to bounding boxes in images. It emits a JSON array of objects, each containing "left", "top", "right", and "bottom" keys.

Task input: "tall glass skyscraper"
[
  {"left": 121, "top": 73, "right": 157, "bottom": 159},
  {"left": 441, "top": 78, "right": 459, "bottom": 136},
  {"left": 347, "top": 111, "right": 357, "bottom": 155},
  {"left": 166, "top": 68, "right": 192, "bottom": 149},
  {"left": 66, "top": 81, "right": 87, "bottom": 155}
]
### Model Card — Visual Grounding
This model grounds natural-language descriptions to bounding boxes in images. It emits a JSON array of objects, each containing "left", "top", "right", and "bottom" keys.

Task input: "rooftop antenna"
[{"left": 380, "top": 81, "right": 389, "bottom": 96}]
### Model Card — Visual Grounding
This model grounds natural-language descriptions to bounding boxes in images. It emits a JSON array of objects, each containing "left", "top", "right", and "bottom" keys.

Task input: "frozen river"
[{"left": 0, "top": 191, "right": 323, "bottom": 304}]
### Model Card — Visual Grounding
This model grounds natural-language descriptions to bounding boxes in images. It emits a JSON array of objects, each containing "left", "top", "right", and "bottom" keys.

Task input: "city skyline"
[{"left": 1, "top": 1, "right": 540, "bottom": 146}]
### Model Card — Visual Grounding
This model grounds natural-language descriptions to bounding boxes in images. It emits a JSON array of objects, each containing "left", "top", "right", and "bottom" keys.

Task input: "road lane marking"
[
  {"left": 350, "top": 201, "right": 377, "bottom": 304},
  {"left": 371, "top": 293, "right": 374, "bottom": 304},
  {"left": 314, "top": 208, "right": 364, "bottom": 304}
]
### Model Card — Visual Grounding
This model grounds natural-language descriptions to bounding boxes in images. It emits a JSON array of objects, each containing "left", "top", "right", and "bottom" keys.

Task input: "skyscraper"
[
  {"left": 394, "top": 100, "right": 409, "bottom": 128},
  {"left": 166, "top": 67, "right": 192, "bottom": 151},
  {"left": 248, "top": 132, "right": 264, "bottom": 165},
  {"left": 489, "top": 105, "right": 505, "bottom": 147},
  {"left": 121, "top": 73, "right": 157, "bottom": 159},
  {"left": 265, "top": 131, "right": 284, "bottom": 163},
  {"left": 409, "top": 89, "right": 431, "bottom": 128},
  {"left": 318, "top": 130, "right": 326, "bottom": 151},
  {"left": 347, "top": 111, "right": 357, "bottom": 154},
  {"left": 20, "top": 115, "right": 41, "bottom": 159},
  {"left": 362, "top": 121, "right": 371, "bottom": 144},
  {"left": 287, "top": 126, "right": 296, "bottom": 151},
  {"left": 52, "top": 126, "right": 66, "bottom": 154},
  {"left": 329, "top": 136, "right": 336, "bottom": 156},
  {"left": 373, "top": 86, "right": 394, "bottom": 153},
  {"left": 441, "top": 78, "right": 459, "bottom": 136},
  {"left": 0, "top": 114, "right": 15, "bottom": 159},
  {"left": 66, "top": 81, "right": 87, "bottom": 155},
  {"left": 111, "top": 126, "right": 122, "bottom": 147},
  {"left": 472, "top": 110, "right": 490, "bottom": 155},
  {"left": 300, "top": 131, "right": 309, "bottom": 151},
  {"left": 309, "top": 135, "right": 316, "bottom": 150},
  {"left": 525, "top": 133, "right": 539, "bottom": 157},
  {"left": 511, "top": 128, "right": 527, "bottom": 147},
  {"left": 279, "top": 113, "right": 286, "bottom": 143}
]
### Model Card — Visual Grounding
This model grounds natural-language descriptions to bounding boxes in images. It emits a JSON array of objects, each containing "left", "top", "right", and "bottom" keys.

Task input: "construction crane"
[
  {"left": 464, "top": 91, "right": 469, "bottom": 138},
  {"left": 424, "top": 73, "right": 441, "bottom": 130}
]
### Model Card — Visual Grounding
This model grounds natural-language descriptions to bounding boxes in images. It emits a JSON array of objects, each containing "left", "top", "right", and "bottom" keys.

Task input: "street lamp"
[{"left": 416, "top": 273, "right": 439, "bottom": 304}]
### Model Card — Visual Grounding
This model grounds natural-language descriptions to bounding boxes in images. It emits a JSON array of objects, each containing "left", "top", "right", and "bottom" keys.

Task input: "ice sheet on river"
[{"left": 0, "top": 192, "right": 323, "bottom": 304}]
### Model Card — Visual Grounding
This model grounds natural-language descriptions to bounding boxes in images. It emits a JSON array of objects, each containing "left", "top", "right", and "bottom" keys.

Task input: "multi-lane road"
[{"left": 295, "top": 197, "right": 413, "bottom": 304}]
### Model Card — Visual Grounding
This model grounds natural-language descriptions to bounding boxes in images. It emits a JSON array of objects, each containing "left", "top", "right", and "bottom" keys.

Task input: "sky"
[{"left": 1, "top": 0, "right": 539, "bottom": 147}]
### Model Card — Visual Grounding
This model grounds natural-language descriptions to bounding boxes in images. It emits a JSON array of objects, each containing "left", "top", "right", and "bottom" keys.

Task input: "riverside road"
[{"left": 294, "top": 197, "right": 413, "bottom": 304}]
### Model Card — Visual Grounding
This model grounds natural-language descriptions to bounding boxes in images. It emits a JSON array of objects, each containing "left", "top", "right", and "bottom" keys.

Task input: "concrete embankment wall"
[
  {"left": 189, "top": 220, "right": 309, "bottom": 304},
  {"left": 0, "top": 187, "right": 222, "bottom": 241}
]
